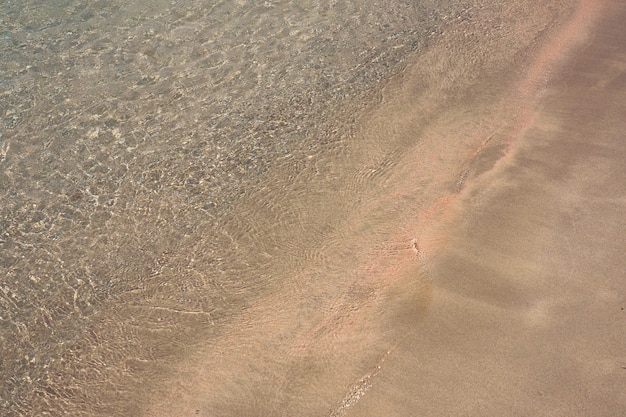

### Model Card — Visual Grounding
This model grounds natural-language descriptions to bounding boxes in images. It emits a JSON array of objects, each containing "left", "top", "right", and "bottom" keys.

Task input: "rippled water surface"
[
  {"left": 0, "top": 0, "right": 570, "bottom": 415},
  {"left": 0, "top": 0, "right": 462, "bottom": 414}
]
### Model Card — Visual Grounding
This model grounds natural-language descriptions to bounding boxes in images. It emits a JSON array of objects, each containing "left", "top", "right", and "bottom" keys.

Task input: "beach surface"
[
  {"left": 2, "top": 0, "right": 624, "bottom": 415},
  {"left": 343, "top": 1, "right": 626, "bottom": 415},
  {"left": 144, "top": 0, "right": 625, "bottom": 416}
]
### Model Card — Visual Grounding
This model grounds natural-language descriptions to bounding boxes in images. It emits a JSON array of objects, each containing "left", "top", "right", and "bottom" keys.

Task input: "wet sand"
[
  {"left": 3, "top": 0, "right": 624, "bottom": 415},
  {"left": 344, "top": 1, "right": 626, "bottom": 415},
  {"left": 143, "top": 0, "right": 626, "bottom": 416}
]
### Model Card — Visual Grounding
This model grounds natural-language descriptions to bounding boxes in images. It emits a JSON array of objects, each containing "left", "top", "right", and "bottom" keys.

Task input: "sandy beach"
[
  {"left": 2, "top": 0, "right": 624, "bottom": 415},
  {"left": 343, "top": 1, "right": 626, "bottom": 415},
  {"left": 143, "top": 0, "right": 625, "bottom": 416}
]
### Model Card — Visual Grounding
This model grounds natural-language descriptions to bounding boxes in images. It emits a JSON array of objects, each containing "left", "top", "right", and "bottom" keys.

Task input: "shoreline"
[
  {"left": 1, "top": 2, "right": 448, "bottom": 414},
  {"left": 3, "top": 0, "right": 616, "bottom": 415},
  {"left": 140, "top": 1, "right": 590, "bottom": 416}
]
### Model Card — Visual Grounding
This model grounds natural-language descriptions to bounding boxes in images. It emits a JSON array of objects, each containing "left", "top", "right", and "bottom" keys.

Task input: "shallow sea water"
[
  {"left": 0, "top": 1, "right": 460, "bottom": 414},
  {"left": 0, "top": 0, "right": 571, "bottom": 415}
]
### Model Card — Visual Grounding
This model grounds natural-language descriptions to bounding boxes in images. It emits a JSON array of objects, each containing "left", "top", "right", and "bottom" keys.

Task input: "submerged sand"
[
  {"left": 3, "top": 0, "right": 624, "bottom": 415},
  {"left": 145, "top": 0, "right": 625, "bottom": 416}
]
